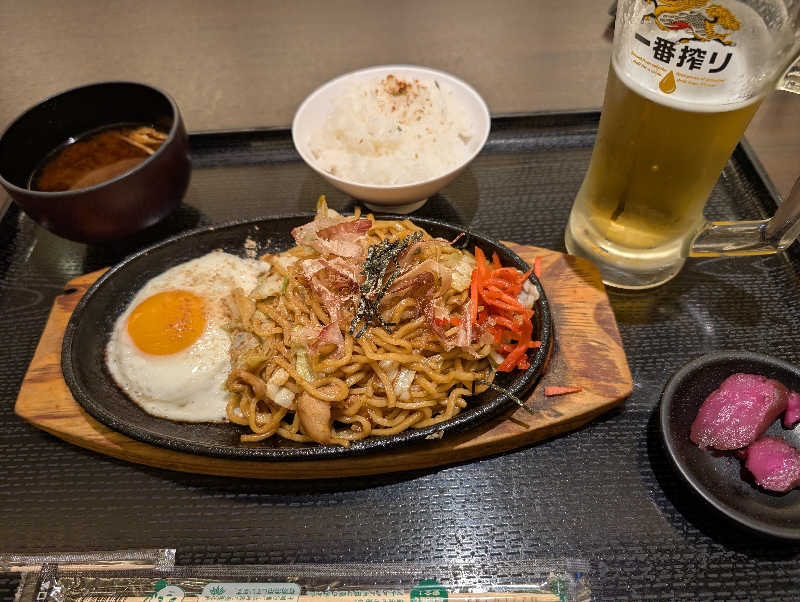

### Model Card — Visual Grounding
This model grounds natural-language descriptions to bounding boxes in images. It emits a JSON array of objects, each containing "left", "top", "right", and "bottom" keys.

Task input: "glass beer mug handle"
[
  {"left": 690, "top": 57, "right": 800, "bottom": 258},
  {"left": 690, "top": 176, "right": 800, "bottom": 257},
  {"left": 777, "top": 57, "right": 800, "bottom": 95}
]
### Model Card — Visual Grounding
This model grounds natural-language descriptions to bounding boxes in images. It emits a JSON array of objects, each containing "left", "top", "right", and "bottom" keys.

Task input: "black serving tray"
[{"left": 2, "top": 113, "right": 800, "bottom": 600}]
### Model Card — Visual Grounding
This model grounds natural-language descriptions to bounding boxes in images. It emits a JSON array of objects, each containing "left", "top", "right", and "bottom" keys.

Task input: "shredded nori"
[
  {"left": 477, "top": 378, "right": 535, "bottom": 415},
  {"left": 349, "top": 231, "right": 423, "bottom": 339}
]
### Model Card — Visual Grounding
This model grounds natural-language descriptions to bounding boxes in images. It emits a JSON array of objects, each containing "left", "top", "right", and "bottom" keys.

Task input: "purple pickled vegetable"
[
  {"left": 743, "top": 437, "right": 800, "bottom": 493},
  {"left": 784, "top": 391, "right": 800, "bottom": 428},
  {"left": 690, "top": 373, "right": 789, "bottom": 450}
]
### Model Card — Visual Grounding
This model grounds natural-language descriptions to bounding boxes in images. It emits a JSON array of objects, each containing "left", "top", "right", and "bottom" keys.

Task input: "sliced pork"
[
  {"left": 296, "top": 392, "right": 333, "bottom": 445},
  {"left": 690, "top": 373, "right": 789, "bottom": 450},
  {"left": 299, "top": 258, "right": 360, "bottom": 322},
  {"left": 291, "top": 216, "right": 372, "bottom": 259},
  {"left": 313, "top": 322, "right": 344, "bottom": 353},
  {"left": 742, "top": 437, "right": 800, "bottom": 493}
]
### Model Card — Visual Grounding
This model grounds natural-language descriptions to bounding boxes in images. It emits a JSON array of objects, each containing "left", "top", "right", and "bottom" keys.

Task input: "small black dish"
[
  {"left": 0, "top": 81, "right": 190, "bottom": 243},
  {"left": 62, "top": 214, "right": 552, "bottom": 461},
  {"left": 660, "top": 351, "right": 800, "bottom": 539}
]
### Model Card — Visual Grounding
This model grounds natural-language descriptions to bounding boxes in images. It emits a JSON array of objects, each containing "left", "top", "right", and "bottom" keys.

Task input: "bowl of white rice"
[{"left": 292, "top": 65, "right": 490, "bottom": 213}]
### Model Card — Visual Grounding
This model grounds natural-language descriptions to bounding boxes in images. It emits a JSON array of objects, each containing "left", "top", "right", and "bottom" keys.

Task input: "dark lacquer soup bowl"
[{"left": 0, "top": 81, "right": 190, "bottom": 243}]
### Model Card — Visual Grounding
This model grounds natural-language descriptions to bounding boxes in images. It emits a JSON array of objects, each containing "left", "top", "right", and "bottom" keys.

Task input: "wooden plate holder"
[{"left": 15, "top": 243, "right": 632, "bottom": 479}]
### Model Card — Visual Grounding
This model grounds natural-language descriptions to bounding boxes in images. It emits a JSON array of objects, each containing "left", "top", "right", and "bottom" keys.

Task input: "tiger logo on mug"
[{"left": 641, "top": 0, "right": 741, "bottom": 46}]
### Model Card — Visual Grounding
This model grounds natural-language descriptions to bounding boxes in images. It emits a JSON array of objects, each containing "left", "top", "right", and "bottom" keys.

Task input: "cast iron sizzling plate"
[
  {"left": 660, "top": 351, "right": 800, "bottom": 539},
  {"left": 62, "top": 214, "right": 552, "bottom": 460}
]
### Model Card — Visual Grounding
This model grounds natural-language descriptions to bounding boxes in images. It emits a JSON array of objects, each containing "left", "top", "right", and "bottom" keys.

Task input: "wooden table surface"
[{"left": 1, "top": 0, "right": 797, "bottom": 197}]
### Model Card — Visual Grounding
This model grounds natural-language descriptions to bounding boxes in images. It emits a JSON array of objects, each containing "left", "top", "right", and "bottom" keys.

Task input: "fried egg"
[{"left": 105, "top": 251, "right": 270, "bottom": 422}]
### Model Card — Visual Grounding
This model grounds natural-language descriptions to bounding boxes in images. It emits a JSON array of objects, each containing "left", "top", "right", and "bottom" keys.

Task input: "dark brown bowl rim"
[{"left": 0, "top": 80, "right": 182, "bottom": 197}]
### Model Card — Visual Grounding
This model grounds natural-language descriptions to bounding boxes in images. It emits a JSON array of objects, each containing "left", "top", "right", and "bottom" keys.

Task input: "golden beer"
[
  {"left": 565, "top": 0, "right": 799, "bottom": 288},
  {"left": 565, "top": 64, "right": 762, "bottom": 286}
]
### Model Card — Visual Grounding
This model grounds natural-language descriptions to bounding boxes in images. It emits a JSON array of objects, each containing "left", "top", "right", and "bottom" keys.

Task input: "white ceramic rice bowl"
[{"left": 292, "top": 65, "right": 490, "bottom": 213}]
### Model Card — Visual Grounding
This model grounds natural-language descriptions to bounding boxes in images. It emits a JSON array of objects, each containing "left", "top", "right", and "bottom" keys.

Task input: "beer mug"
[{"left": 565, "top": 0, "right": 800, "bottom": 289}]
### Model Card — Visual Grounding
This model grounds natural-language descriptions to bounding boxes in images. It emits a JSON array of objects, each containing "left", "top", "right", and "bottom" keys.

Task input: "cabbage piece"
[
  {"left": 450, "top": 254, "right": 476, "bottom": 292},
  {"left": 295, "top": 349, "right": 316, "bottom": 382},
  {"left": 378, "top": 360, "right": 399, "bottom": 387},
  {"left": 517, "top": 279, "right": 540, "bottom": 309},
  {"left": 250, "top": 273, "right": 286, "bottom": 299},
  {"left": 393, "top": 368, "right": 416, "bottom": 401},
  {"left": 266, "top": 368, "right": 296, "bottom": 409}
]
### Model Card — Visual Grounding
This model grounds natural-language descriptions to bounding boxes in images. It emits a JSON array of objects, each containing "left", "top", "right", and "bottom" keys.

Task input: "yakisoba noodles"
[{"left": 224, "top": 198, "right": 540, "bottom": 446}]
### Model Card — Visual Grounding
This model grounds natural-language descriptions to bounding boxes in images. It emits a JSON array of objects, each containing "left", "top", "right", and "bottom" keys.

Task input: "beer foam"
[{"left": 611, "top": 59, "right": 765, "bottom": 114}]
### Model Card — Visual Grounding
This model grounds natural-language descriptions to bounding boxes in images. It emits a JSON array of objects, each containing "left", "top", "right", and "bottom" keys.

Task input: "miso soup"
[{"left": 30, "top": 124, "right": 168, "bottom": 192}]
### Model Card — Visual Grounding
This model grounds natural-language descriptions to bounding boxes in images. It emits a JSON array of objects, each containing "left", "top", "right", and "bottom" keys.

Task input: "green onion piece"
[{"left": 281, "top": 276, "right": 288, "bottom": 294}]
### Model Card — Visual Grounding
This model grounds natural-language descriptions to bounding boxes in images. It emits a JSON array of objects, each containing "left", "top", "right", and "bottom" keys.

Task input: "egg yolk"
[{"left": 127, "top": 290, "right": 206, "bottom": 355}]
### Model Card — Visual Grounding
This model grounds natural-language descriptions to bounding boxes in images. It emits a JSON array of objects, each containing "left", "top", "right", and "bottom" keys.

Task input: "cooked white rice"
[{"left": 309, "top": 74, "right": 474, "bottom": 185}]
